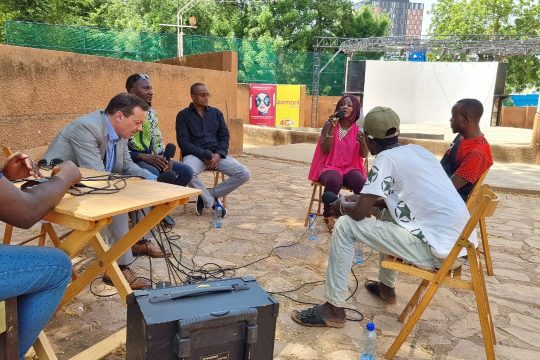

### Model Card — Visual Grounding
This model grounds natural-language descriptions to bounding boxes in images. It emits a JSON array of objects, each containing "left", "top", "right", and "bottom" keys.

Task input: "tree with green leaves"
[
  {"left": 429, "top": 0, "right": 540, "bottom": 92},
  {"left": 0, "top": 1, "right": 389, "bottom": 94}
]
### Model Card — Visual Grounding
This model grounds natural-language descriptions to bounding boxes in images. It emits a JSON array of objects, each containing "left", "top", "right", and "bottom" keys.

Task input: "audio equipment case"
[{"left": 126, "top": 277, "right": 279, "bottom": 360}]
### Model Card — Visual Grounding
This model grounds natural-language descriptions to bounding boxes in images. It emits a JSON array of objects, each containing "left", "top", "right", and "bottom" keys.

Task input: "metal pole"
[
  {"left": 179, "top": 14, "right": 184, "bottom": 57},
  {"left": 177, "top": 10, "right": 182, "bottom": 57},
  {"left": 310, "top": 49, "right": 342, "bottom": 128}
]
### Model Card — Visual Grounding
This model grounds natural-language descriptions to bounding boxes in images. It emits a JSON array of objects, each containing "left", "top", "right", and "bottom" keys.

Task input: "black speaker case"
[{"left": 126, "top": 277, "right": 279, "bottom": 360}]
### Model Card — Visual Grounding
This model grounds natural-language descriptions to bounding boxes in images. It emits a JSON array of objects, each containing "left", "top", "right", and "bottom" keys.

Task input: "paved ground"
[{"left": 6, "top": 155, "right": 540, "bottom": 360}]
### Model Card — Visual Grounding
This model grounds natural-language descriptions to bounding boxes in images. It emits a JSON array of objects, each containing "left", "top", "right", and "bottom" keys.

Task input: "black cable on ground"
[{"left": 89, "top": 212, "right": 367, "bottom": 323}]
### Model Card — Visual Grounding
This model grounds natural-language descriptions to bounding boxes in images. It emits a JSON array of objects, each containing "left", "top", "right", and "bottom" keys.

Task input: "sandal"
[
  {"left": 291, "top": 305, "right": 345, "bottom": 328},
  {"left": 324, "top": 217, "right": 336, "bottom": 232},
  {"left": 365, "top": 280, "right": 397, "bottom": 304}
]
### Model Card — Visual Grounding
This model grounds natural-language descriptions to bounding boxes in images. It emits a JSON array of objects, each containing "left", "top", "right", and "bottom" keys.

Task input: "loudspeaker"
[
  {"left": 345, "top": 60, "right": 366, "bottom": 94},
  {"left": 126, "top": 277, "right": 279, "bottom": 360}
]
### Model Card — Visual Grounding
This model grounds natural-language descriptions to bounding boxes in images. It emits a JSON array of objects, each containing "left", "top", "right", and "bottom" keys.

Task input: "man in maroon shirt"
[{"left": 441, "top": 98, "right": 493, "bottom": 200}]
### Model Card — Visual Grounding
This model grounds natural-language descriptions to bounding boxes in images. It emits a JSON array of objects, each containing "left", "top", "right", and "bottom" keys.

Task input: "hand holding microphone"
[{"left": 329, "top": 109, "right": 345, "bottom": 126}]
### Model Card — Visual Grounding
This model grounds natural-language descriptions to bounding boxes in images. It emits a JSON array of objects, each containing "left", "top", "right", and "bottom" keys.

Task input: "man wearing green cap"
[{"left": 292, "top": 107, "right": 474, "bottom": 328}]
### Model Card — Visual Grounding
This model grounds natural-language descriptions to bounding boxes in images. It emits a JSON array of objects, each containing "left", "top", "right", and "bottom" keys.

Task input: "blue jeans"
[
  {"left": 135, "top": 159, "right": 193, "bottom": 186},
  {"left": 0, "top": 245, "right": 71, "bottom": 359}
]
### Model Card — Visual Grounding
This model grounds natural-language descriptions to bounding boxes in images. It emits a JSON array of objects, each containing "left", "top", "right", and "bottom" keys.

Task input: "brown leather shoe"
[
  {"left": 103, "top": 266, "right": 151, "bottom": 290},
  {"left": 132, "top": 239, "right": 171, "bottom": 258}
]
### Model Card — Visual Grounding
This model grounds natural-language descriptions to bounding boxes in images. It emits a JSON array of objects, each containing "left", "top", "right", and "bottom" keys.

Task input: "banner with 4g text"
[{"left": 275, "top": 85, "right": 301, "bottom": 128}]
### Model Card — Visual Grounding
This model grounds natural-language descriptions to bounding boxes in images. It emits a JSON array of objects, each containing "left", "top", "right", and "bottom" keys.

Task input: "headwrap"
[{"left": 334, "top": 94, "right": 361, "bottom": 128}]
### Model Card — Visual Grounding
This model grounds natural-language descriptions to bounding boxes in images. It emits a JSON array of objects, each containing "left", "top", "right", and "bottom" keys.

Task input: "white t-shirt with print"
[{"left": 361, "top": 144, "right": 476, "bottom": 258}]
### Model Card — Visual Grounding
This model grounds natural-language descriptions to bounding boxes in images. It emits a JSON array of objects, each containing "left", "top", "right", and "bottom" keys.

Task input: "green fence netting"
[{"left": 5, "top": 21, "right": 346, "bottom": 95}]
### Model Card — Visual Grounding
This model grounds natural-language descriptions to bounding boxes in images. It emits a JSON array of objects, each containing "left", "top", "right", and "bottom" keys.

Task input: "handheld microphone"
[
  {"left": 202, "top": 150, "right": 214, "bottom": 162},
  {"left": 321, "top": 191, "right": 339, "bottom": 205},
  {"left": 330, "top": 109, "right": 345, "bottom": 122},
  {"left": 156, "top": 170, "right": 178, "bottom": 184},
  {"left": 163, "top": 143, "right": 176, "bottom": 162}
]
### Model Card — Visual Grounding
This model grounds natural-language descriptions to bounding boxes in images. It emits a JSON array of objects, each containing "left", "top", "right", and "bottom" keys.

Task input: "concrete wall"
[
  {"left": 305, "top": 95, "right": 343, "bottom": 128},
  {"left": 157, "top": 51, "right": 237, "bottom": 78},
  {"left": 237, "top": 84, "right": 251, "bottom": 125},
  {"left": 500, "top": 106, "right": 537, "bottom": 129},
  {"left": 0, "top": 45, "right": 241, "bottom": 160}
]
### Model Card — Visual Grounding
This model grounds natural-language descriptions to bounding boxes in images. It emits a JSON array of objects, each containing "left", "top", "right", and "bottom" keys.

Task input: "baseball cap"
[{"left": 362, "top": 106, "right": 400, "bottom": 139}]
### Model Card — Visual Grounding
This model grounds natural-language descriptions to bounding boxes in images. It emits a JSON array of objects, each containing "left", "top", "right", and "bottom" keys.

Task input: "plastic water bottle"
[
  {"left": 214, "top": 205, "right": 223, "bottom": 228},
  {"left": 360, "top": 322, "right": 376, "bottom": 360},
  {"left": 353, "top": 242, "right": 364, "bottom": 265},
  {"left": 308, "top": 213, "right": 317, "bottom": 241}
]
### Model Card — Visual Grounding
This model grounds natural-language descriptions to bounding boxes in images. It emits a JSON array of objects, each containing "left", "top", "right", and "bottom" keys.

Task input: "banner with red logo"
[
  {"left": 249, "top": 84, "right": 276, "bottom": 126},
  {"left": 275, "top": 85, "right": 301, "bottom": 128}
]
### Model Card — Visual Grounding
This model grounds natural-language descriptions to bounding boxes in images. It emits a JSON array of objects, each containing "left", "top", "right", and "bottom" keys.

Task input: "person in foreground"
[
  {"left": 441, "top": 98, "right": 493, "bottom": 200},
  {"left": 176, "top": 83, "right": 250, "bottom": 216},
  {"left": 0, "top": 152, "right": 81, "bottom": 359},
  {"left": 308, "top": 94, "right": 368, "bottom": 231},
  {"left": 44, "top": 93, "right": 170, "bottom": 290},
  {"left": 291, "top": 107, "right": 475, "bottom": 327}
]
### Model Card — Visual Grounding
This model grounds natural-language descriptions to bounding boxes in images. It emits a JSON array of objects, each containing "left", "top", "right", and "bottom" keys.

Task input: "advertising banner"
[
  {"left": 249, "top": 84, "right": 276, "bottom": 126},
  {"left": 275, "top": 85, "right": 301, "bottom": 128}
]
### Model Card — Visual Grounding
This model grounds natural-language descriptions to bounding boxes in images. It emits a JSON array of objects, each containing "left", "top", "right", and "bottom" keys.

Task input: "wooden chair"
[
  {"left": 304, "top": 157, "right": 369, "bottom": 226},
  {"left": 0, "top": 298, "right": 57, "bottom": 360},
  {"left": 381, "top": 185, "right": 499, "bottom": 360},
  {"left": 178, "top": 149, "right": 227, "bottom": 208},
  {"left": 0, "top": 298, "right": 18, "bottom": 360},
  {"left": 466, "top": 170, "right": 493, "bottom": 275},
  {"left": 304, "top": 182, "right": 352, "bottom": 226}
]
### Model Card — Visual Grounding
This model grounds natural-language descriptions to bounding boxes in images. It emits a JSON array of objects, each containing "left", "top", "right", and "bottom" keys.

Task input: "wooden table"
[{"left": 32, "top": 169, "right": 200, "bottom": 359}]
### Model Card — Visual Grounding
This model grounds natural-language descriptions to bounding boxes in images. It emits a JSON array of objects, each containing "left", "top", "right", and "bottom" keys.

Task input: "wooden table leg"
[
  {"left": 32, "top": 331, "right": 58, "bottom": 360},
  {"left": 59, "top": 219, "right": 110, "bottom": 258},
  {"left": 68, "top": 328, "right": 126, "bottom": 360},
  {"left": 91, "top": 234, "right": 132, "bottom": 301},
  {"left": 59, "top": 201, "right": 178, "bottom": 307}
]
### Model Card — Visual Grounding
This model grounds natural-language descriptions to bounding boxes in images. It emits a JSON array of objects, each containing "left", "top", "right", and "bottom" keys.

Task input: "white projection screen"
[{"left": 362, "top": 61, "right": 498, "bottom": 127}]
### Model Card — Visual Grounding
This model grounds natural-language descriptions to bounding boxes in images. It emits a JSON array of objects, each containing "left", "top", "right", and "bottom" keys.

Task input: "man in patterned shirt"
[
  {"left": 291, "top": 107, "right": 474, "bottom": 328},
  {"left": 126, "top": 73, "right": 193, "bottom": 186},
  {"left": 126, "top": 73, "right": 193, "bottom": 228},
  {"left": 441, "top": 98, "right": 493, "bottom": 200}
]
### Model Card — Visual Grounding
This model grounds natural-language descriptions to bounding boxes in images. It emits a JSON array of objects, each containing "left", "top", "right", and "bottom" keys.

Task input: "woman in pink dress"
[{"left": 308, "top": 94, "right": 368, "bottom": 231}]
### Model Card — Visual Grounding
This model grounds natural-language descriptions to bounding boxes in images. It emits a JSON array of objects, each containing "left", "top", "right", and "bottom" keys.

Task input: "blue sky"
[{"left": 420, "top": 0, "right": 437, "bottom": 35}]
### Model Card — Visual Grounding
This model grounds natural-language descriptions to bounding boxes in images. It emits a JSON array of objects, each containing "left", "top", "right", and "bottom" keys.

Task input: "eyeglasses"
[
  {"left": 37, "top": 158, "right": 64, "bottom": 170},
  {"left": 135, "top": 73, "right": 150, "bottom": 82},
  {"left": 193, "top": 92, "right": 211, "bottom": 98}
]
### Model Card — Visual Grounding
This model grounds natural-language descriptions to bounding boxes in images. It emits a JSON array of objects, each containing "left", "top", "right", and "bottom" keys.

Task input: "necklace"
[{"left": 338, "top": 125, "right": 351, "bottom": 140}]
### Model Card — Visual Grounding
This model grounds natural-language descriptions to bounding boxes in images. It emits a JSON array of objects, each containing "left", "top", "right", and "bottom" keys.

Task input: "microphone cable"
[
  {"left": 152, "top": 213, "right": 366, "bottom": 323},
  {"left": 88, "top": 208, "right": 368, "bottom": 323},
  {"left": 68, "top": 174, "right": 146, "bottom": 196}
]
